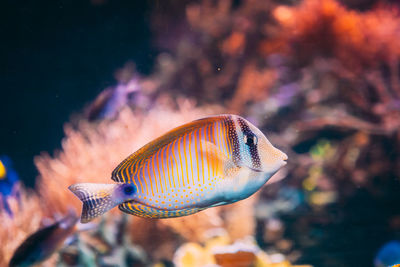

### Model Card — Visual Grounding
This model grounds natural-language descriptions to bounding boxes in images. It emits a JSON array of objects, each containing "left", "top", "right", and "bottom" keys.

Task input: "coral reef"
[
  {"left": 0, "top": 184, "right": 52, "bottom": 266},
  {"left": 146, "top": 0, "right": 400, "bottom": 265},
  {"left": 2, "top": 0, "right": 400, "bottom": 266},
  {"left": 173, "top": 236, "right": 312, "bottom": 267}
]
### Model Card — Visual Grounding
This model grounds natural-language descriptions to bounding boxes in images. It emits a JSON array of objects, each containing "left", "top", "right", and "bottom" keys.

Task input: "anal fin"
[{"left": 119, "top": 201, "right": 204, "bottom": 219}]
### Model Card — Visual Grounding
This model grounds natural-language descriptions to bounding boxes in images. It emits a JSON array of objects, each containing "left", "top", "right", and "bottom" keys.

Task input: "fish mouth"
[
  {"left": 282, "top": 152, "right": 288, "bottom": 161},
  {"left": 280, "top": 152, "right": 288, "bottom": 166},
  {"left": 248, "top": 152, "right": 288, "bottom": 173},
  {"left": 275, "top": 159, "right": 287, "bottom": 170},
  {"left": 250, "top": 159, "right": 288, "bottom": 173},
  {"left": 265, "top": 152, "right": 288, "bottom": 173},
  {"left": 248, "top": 166, "right": 263, "bottom": 173}
]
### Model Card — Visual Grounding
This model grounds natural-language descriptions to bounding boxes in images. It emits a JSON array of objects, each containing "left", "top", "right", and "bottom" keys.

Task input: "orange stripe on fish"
[
  {"left": 202, "top": 126, "right": 208, "bottom": 185},
  {"left": 147, "top": 159, "right": 154, "bottom": 196},
  {"left": 183, "top": 132, "right": 190, "bottom": 185},
  {"left": 156, "top": 147, "right": 164, "bottom": 193},
  {"left": 188, "top": 131, "right": 194, "bottom": 186},
  {"left": 177, "top": 136, "right": 185, "bottom": 187},
  {"left": 166, "top": 141, "right": 174, "bottom": 189},
  {"left": 194, "top": 129, "right": 200, "bottom": 183},
  {"left": 216, "top": 122, "right": 222, "bottom": 176},
  {"left": 138, "top": 163, "right": 149, "bottom": 195},
  {"left": 151, "top": 150, "right": 159, "bottom": 194},
  {"left": 208, "top": 124, "right": 214, "bottom": 178},
  {"left": 171, "top": 139, "right": 181, "bottom": 188},
  {"left": 159, "top": 144, "right": 168, "bottom": 192}
]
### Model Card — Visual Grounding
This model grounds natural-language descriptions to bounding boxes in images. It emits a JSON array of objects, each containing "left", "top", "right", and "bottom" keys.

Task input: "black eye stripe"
[
  {"left": 226, "top": 116, "right": 241, "bottom": 165},
  {"left": 237, "top": 118, "right": 261, "bottom": 169}
]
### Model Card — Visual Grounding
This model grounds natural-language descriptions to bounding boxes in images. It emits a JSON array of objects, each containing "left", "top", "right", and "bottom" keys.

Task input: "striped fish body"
[
  {"left": 115, "top": 115, "right": 236, "bottom": 218},
  {"left": 69, "top": 114, "right": 288, "bottom": 222}
]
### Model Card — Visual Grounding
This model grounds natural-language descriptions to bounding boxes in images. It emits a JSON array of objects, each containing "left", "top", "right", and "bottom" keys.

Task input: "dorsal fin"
[{"left": 111, "top": 115, "right": 226, "bottom": 182}]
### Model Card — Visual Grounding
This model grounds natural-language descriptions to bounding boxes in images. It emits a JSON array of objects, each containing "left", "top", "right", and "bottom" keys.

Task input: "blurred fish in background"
[
  {"left": 8, "top": 210, "right": 78, "bottom": 267},
  {"left": 85, "top": 79, "right": 141, "bottom": 121},
  {"left": 374, "top": 241, "right": 400, "bottom": 267},
  {"left": 0, "top": 156, "right": 20, "bottom": 215},
  {"left": 84, "top": 62, "right": 154, "bottom": 122}
]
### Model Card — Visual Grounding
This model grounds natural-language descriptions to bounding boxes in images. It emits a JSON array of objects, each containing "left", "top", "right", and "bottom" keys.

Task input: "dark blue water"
[{"left": 0, "top": 0, "right": 155, "bottom": 186}]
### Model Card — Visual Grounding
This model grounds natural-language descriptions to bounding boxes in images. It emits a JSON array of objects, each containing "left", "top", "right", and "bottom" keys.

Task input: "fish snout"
[
  {"left": 269, "top": 148, "right": 288, "bottom": 172},
  {"left": 280, "top": 150, "right": 288, "bottom": 165}
]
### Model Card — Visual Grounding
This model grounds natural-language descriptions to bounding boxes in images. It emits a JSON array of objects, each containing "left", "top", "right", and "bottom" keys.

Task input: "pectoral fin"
[{"left": 200, "top": 140, "right": 241, "bottom": 178}]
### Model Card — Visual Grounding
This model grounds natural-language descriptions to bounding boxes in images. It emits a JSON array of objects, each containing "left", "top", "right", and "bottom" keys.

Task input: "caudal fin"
[{"left": 68, "top": 183, "right": 120, "bottom": 223}]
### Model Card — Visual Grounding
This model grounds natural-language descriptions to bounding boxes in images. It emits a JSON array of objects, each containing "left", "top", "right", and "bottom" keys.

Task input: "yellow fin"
[
  {"left": 200, "top": 140, "right": 239, "bottom": 178},
  {"left": 0, "top": 160, "right": 6, "bottom": 179}
]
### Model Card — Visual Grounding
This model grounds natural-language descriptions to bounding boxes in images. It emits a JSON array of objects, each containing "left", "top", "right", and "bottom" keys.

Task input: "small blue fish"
[
  {"left": 69, "top": 115, "right": 288, "bottom": 222},
  {"left": 0, "top": 156, "right": 20, "bottom": 215},
  {"left": 0, "top": 156, "right": 20, "bottom": 195},
  {"left": 9, "top": 211, "right": 78, "bottom": 267},
  {"left": 374, "top": 241, "right": 400, "bottom": 267}
]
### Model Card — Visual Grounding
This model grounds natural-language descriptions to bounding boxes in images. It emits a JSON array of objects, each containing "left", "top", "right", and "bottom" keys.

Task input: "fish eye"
[
  {"left": 244, "top": 133, "right": 257, "bottom": 146},
  {"left": 123, "top": 184, "right": 135, "bottom": 195}
]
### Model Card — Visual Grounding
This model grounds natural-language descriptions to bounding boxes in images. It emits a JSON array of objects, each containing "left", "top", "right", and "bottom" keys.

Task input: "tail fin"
[{"left": 68, "top": 183, "right": 121, "bottom": 223}]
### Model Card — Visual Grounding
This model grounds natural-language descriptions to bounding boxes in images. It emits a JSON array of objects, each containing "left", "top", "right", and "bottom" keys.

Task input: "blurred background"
[
  {"left": 1, "top": 0, "right": 154, "bottom": 187},
  {"left": 1, "top": 0, "right": 400, "bottom": 266}
]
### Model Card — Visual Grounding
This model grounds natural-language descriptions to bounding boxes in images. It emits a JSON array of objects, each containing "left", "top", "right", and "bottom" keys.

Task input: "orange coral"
[
  {"left": 229, "top": 64, "right": 277, "bottom": 112},
  {"left": 172, "top": 237, "right": 312, "bottom": 267},
  {"left": 272, "top": 0, "right": 400, "bottom": 71},
  {"left": 222, "top": 31, "right": 246, "bottom": 55}
]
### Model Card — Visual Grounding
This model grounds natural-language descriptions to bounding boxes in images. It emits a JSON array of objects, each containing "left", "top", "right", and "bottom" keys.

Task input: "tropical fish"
[
  {"left": 0, "top": 156, "right": 20, "bottom": 195},
  {"left": 85, "top": 79, "right": 140, "bottom": 121},
  {"left": 9, "top": 211, "right": 78, "bottom": 267},
  {"left": 374, "top": 240, "right": 400, "bottom": 267},
  {"left": 0, "top": 156, "right": 20, "bottom": 215},
  {"left": 69, "top": 114, "right": 288, "bottom": 223}
]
